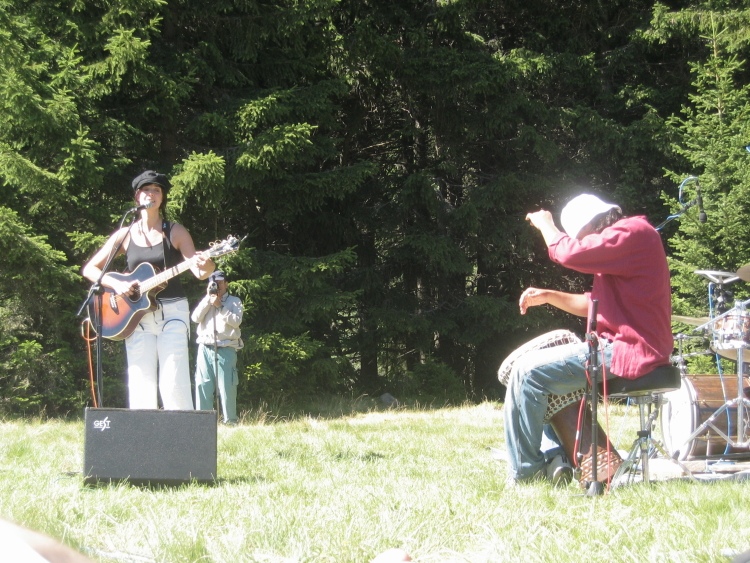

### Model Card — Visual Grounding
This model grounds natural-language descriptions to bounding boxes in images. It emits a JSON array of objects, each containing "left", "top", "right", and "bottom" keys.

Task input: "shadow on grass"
[
  {"left": 75, "top": 474, "right": 269, "bottom": 489},
  {"left": 1, "top": 387, "right": 505, "bottom": 423}
]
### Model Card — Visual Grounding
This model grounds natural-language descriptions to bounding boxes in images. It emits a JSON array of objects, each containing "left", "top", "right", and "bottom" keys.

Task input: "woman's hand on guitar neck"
[{"left": 192, "top": 251, "right": 215, "bottom": 279}]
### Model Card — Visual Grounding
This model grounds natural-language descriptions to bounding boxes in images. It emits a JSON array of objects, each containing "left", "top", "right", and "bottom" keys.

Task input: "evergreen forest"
[{"left": 2, "top": 0, "right": 750, "bottom": 416}]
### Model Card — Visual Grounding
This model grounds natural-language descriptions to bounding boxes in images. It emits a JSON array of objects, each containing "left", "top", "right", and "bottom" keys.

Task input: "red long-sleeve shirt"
[{"left": 548, "top": 216, "right": 673, "bottom": 378}]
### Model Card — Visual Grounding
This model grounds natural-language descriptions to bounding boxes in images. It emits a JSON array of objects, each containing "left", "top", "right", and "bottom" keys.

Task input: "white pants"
[{"left": 125, "top": 299, "right": 194, "bottom": 410}]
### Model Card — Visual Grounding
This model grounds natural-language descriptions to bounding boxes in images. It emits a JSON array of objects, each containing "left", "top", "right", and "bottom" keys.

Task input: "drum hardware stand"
[
  {"left": 685, "top": 299, "right": 750, "bottom": 456},
  {"left": 669, "top": 334, "right": 711, "bottom": 376},
  {"left": 611, "top": 393, "right": 697, "bottom": 488},
  {"left": 694, "top": 270, "right": 739, "bottom": 316},
  {"left": 607, "top": 341, "right": 699, "bottom": 487},
  {"left": 673, "top": 334, "right": 691, "bottom": 377},
  {"left": 712, "top": 283, "right": 734, "bottom": 315}
]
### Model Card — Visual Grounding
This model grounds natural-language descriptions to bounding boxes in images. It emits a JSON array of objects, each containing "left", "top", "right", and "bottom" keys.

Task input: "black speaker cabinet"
[{"left": 84, "top": 408, "right": 217, "bottom": 485}]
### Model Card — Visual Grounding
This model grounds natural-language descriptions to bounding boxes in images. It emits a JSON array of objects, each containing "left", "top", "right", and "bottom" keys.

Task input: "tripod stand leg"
[
  {"left": 611, "top": 435, "right": 697, "bottom": 488},
  {"left": 612, "top": 435, "right": 643, "bottom": 486},
  {"left": 611, "top": 397, "right": 697, "bottom": 489}
]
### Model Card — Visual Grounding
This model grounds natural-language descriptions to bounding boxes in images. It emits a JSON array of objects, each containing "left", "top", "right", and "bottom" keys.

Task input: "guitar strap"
[{"left": 162, "top": 220, "right": 173, "bottom": 270}]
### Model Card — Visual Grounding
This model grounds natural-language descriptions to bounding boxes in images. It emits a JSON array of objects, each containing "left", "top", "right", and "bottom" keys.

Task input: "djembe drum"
[{"left": 499, "top": 330, "right": 622, "bottom": 486}]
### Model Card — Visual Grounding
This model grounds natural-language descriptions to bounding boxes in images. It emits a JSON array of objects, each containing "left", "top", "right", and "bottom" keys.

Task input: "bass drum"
[{"left": 661, "top": 374, "right": 750, "bottom": 460}]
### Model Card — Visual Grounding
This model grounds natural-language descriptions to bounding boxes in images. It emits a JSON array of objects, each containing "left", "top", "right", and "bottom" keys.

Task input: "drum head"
[
  {"left": 497, "top": 329, "right": 580, "bottom": 386},
  {"left": 661, "top": 374, "right": 750, "bottom": 460},
  {"left": 661, "top": 377, "right": 698, "bottom": 461}
]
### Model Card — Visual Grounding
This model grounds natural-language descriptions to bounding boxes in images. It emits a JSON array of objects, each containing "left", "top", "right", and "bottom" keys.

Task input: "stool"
[{"left": 607, "top": 365, "right": 692, "bottom": 486}]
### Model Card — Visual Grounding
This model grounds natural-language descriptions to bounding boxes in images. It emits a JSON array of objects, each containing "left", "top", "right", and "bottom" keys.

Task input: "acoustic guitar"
[{"left": 89, "top": 235, "right": 241, "bottom": 341}]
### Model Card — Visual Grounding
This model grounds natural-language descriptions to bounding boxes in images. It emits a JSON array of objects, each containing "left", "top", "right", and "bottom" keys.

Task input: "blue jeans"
[
  {"left": 503, "top": 338, "right": 614, "bottom": 481},
  {"left": 195, "top": 344, "right": 238, "bottom": 423}
]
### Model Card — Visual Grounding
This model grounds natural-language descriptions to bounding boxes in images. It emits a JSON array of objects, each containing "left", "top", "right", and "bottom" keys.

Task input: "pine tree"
[
  {"left": 664, "top": 8, "right": 750, "bottom": 316},
  {"left": 4, "top": 0, "right": 747, "bottom": 413}
]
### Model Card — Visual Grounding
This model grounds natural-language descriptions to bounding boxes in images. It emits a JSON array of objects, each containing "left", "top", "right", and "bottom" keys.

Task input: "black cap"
[{"left": 132, "top": 170, "right": 171, "bottom": 193}]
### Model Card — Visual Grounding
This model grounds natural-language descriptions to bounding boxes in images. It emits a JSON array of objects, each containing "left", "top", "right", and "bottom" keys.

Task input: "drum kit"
[{"left": 662, "top": 268, "right": 750, "bottom": 461}]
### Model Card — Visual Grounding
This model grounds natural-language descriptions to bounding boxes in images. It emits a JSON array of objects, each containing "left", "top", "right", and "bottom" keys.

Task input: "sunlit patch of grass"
[{"left": 1, "top": 401, "right": 749, "bottom": 562}]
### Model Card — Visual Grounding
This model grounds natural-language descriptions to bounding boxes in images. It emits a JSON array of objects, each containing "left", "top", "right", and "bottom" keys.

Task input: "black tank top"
[{"left": 125, "top": 223, "right": 186, "bottom": 301}]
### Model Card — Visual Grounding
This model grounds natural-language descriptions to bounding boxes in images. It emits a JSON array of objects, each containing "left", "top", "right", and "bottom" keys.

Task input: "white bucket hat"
[{"left": 560, "top": 194, "right": 621, "bottom": 239}]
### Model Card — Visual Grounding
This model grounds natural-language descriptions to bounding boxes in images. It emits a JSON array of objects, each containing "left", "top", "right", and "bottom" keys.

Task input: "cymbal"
[
  {"left": 710, "top": 346, "right": 750, "bottom": 362},
  {"left": 672, "top": 314, "right": 711, "bottom": 327},
  {"left": 737, "top": 264, "right": 750, "bottom": 282},
  {"left": 694, "top": 270, "right": 740, "bottom": 284}
]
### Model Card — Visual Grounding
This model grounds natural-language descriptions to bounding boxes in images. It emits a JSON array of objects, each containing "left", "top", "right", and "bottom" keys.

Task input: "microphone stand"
[
  {"left": 655, "top": 176, "right": 700, "bottom": 232},
  {"left": 211, "top": 290, "right": 220, "bottom": 418},
  {"left": 76, "top": 208, "right": 141, "bottom": 407},
  {"left": 585, "top": 299, "right": 605, "bottom": 496}
]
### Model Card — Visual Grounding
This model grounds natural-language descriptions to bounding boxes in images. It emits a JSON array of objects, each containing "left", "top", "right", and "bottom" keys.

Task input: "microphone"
[
  {"left": 696, "top": 185, "right": 707, "bottom": 223},
  {"left": 130, "top": 202, "right": 156, "bottom": 213}
]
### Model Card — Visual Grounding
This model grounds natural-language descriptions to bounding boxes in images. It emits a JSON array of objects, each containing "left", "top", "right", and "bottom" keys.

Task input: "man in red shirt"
[{"left": 504, "top": 193, "right": 672, "bottom": 485}]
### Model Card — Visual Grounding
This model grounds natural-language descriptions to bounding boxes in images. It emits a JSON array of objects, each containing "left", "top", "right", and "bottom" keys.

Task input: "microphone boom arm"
[{"left": 655, "top": 176, "right": 701, "bottom": 232}]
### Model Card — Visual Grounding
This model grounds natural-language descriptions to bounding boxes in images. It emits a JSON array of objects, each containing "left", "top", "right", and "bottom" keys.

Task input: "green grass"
[{"left": 1, "top": 401, "right": 749, "bottom": 562}]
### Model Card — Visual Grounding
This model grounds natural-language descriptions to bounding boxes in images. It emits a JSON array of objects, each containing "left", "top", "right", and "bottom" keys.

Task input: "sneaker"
[{"left": 546, "top": 454, "right": 573, "bottom": 487}]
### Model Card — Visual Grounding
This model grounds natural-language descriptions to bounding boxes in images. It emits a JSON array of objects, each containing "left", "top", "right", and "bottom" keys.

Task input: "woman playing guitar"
[{"left": 82, "top": 171, "right": 215, "bottom": 410}]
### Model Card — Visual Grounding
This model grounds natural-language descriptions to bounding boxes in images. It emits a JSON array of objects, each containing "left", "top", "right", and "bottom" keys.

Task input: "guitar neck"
[
  {"left": 132, "top": 237, "right": 238, "bottom": 293},
  {"left": 140, "top": 257, "right": 198, "bottom": 293}
]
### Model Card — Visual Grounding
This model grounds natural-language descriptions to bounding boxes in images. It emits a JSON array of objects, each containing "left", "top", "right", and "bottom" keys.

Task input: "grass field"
[{"left": 1, "top": 399, "right": 749, "bottom": 562}]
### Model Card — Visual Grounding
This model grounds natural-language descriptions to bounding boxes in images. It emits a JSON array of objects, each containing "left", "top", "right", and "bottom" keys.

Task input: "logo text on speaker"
[{"left": 93, "top": 417, "right": 111, "bottom": 431}]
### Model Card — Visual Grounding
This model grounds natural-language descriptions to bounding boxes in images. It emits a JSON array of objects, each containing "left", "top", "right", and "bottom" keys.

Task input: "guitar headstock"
[{"left": 206, "top": 235, "right": 243, "bottom": 259}]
